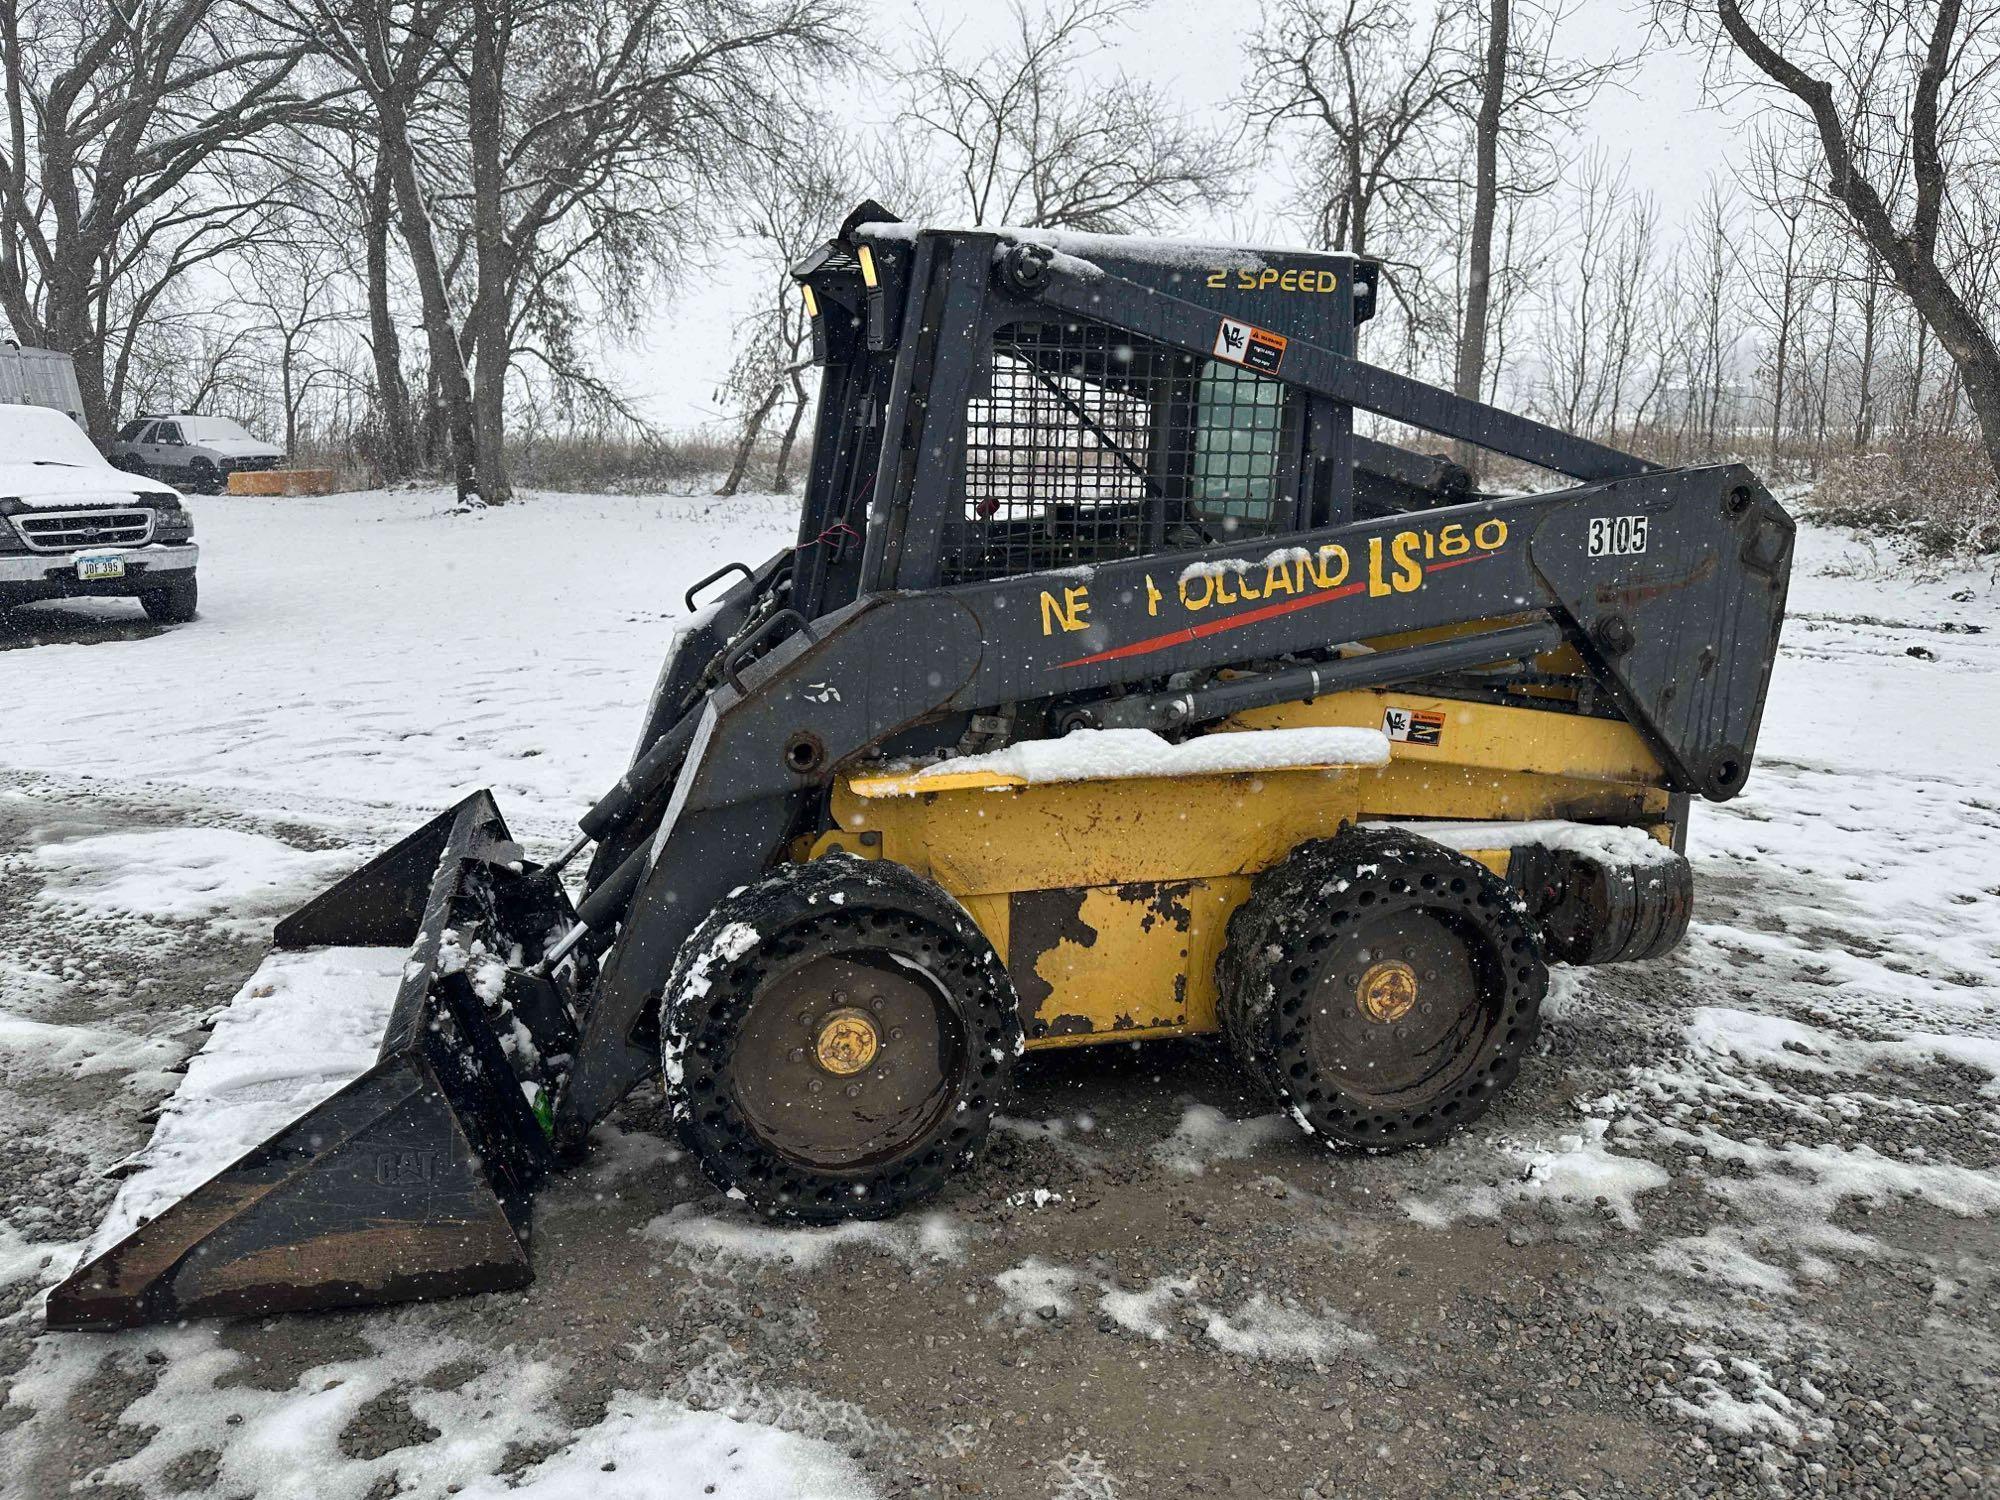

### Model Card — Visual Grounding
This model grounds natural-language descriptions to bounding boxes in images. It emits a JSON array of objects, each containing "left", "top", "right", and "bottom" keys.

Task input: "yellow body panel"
[{"left": 810, "top": 689, "right": 1671, "bottom": 1050}]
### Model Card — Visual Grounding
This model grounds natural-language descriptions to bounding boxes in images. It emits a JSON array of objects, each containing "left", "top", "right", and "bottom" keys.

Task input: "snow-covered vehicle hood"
[
  {"left": 0, "top": 460, "right": 178, "bottom": 509},
  {"left": 202, "top": 438, "right": 284, "bottom": 460}
]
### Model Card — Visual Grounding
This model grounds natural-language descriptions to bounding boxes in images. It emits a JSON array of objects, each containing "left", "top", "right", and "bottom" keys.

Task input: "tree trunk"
[
  {"left": 1853, "top": 269, "right": 1878, "bottom": 449},
  {"left": 365, "top": 139, "right": 415, "bottom": 483},
  {"left": 1452, "top": 0, "right": 1507, "bottom": 473},
  {"left": 772, "top": 366, "right": 811, "bottom": 491},
  {"left": 465, "top": 0, "right": 514, "bottom": 505},
  {"left": 379, "top": 88, "right": 479, "bottom": 504},
  {"left": 282, "top": 346, "right": 298, "bottom": 457},
  {"left": 718, "top": 382, "right": 783, "bottom": 497}
]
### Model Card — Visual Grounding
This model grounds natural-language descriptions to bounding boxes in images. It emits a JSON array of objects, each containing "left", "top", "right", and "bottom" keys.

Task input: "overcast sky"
[{"left": 612, "top": 0, "right": 1748, "bottom": 433}]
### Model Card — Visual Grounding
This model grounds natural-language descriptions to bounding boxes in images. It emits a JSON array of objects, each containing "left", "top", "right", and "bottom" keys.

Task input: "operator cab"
[{"left": 785, "top": 205, "right": 1490, "bottom": 623}]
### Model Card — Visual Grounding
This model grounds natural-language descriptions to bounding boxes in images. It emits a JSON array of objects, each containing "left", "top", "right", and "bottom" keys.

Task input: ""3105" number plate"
[{"left": 1587, "top": 515, "right": 1648, "bottom": 556}]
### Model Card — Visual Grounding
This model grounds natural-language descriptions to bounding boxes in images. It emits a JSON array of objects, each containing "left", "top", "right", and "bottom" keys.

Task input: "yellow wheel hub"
[
  {"left": 813, "top": 1008, "right": 881, "bottom": 1076},
  {"left": 1356, "top": 959, "right": 1419, "bottom": 1023}
]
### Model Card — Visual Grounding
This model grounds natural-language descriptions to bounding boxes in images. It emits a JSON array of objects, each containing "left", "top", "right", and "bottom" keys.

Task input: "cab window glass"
[{"left": 942, "top": 318, "right": 1297, "bottom": 584}]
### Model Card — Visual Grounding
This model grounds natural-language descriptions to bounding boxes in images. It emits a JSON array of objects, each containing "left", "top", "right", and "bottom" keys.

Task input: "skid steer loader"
[{"left": 48, "top": 203, "right": 1792, "bottom": 1329}]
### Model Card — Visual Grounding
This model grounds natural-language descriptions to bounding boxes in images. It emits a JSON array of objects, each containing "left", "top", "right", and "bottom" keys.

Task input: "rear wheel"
[
  {"left": 1218, "top": 827, "right": 1546, "bottom": 1150},
  {"left": 661, "top": 852, "right": 1020, "bottom": 1221},
  {"left": 140, "top": 575, "right": 198, "bottom": 623}
]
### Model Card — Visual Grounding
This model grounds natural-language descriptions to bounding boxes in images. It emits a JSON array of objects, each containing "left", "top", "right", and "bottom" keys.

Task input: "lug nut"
[
  {"left": 789, "top": 1047, "right": 806, "bottom": 1064},
  {"left": 808, "top": 1078, "right": 824, "bottom": 1094},
  {"left": 845, "top": 1083, "right": 862, "bottom": 1098}
]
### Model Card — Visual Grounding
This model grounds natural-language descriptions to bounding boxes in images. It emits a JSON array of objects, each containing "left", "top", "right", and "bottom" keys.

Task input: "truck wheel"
[
  {"left": 140, "top": 575, "right": 198, "bottom": 623},
  {"left": 661, "top": 852, "right": 1020, "bottom": 1222},
  {"left": 1217, "top": 827, "right": 1546, "bottom": 1151}
]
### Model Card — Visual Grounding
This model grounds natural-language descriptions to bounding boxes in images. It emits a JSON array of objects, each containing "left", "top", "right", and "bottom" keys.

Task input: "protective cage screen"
[{"left": 941, "top": 318, "right": 1298, "bottom": 584}]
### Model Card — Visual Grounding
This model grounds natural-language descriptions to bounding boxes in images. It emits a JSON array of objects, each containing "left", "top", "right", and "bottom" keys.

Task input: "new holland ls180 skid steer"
[{"left": 49, "top": 203, "right": 1793, "bottom": 1329}]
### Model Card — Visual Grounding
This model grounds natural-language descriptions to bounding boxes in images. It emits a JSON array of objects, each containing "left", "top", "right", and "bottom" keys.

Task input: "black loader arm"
[{"left": 560, "top": 467, "right": 1792, "bottom": 1132}]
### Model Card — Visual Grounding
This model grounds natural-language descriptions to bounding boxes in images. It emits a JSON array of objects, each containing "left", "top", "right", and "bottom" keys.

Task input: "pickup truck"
[{"left": 0, "top": 403, "right": 199, "bottom": 623}]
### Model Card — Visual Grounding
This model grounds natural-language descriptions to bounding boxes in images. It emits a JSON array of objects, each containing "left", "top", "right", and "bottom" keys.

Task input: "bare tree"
[
  {"left": 902, "top": 0, "right": 1240, "bottom": 231},
  {"left": 1243, "top": 0, "right": 1462, "bottom": 257},
  {"left": 1448, "top": 0, "right": 1624, "bottom": 465},
  {"left": 0, "top": 0, "right": 329, "bottom": 437},
  {"left": 305, "top": 0, "right": 848, "bottom": 504},
  {"left": 715, "top": 137, "right": 860, "bottom": 496},
  {"left": 1740, "top": 127, "right": 1814, "bottom": 463},
  {"left": 237, "top": 227, "right": 355, "bottom": 455},
  {"left": 1666, "top": 0, "right": 2000, "bottom": 486},
  {"left": 1452, "top": 0, "right": 1507, "bottom": 431}
]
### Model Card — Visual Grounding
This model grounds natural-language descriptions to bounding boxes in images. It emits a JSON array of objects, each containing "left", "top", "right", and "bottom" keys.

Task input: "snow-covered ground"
[
  {"left": 2, "top": 488, "right": 1997, "bottom": 1498},
  {"left": 2, "top": 487, "right": 801, "bottom": 844}
]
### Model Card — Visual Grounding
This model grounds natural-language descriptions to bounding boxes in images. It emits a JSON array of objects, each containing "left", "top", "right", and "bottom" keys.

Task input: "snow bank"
[
  {"left": 458, "top": 1392, "right": 875, "bottom": 1500},
  {"left": 904, "top": 726, "right": 1389, "bottom": 790},
  {"left": 81, "top": 945, "right": 404, "bottom": 1259},
  {"left": 1, "top": 488, "right": 801, "bottom": 841},
  {"left": 27, "top": 827, "right": 350, "bottom": 927},
  {"left": 1366, "top": 817, "right": 1676, "bottom": 864}
]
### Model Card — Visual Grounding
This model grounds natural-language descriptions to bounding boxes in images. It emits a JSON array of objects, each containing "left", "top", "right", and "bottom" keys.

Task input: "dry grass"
[
  {"left": 284, "top": 426, "right": 805, "bottom": 498},
  {"left": 1805, "top": 435, "right": 2000, "bottom": 558},
  {"left": 506, "top": 430, "right": 747, "bottom": 493}
]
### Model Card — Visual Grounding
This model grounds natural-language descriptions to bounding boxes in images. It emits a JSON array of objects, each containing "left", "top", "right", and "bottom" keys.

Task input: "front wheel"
[
  {"left": 187, "top": 459, "right": 222, "bottom": 495},
  {"left": 1218, "top": 827, "right": 1547, "bottom": 1151},
  {"left": 139, "top": 574, "right": 198, "bottom": 623},
  {"left": 661, "top": 852, "right": 1020, "bottom": 1222}
]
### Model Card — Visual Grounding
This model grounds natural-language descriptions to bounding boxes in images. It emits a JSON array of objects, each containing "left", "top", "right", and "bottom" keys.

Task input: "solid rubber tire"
[
  {"left": 660, "top": 852, "right": 1020, "bottom": 1222},
  {"left": 1216, "top": 827, "right": 1547, "bottom": 1151}
]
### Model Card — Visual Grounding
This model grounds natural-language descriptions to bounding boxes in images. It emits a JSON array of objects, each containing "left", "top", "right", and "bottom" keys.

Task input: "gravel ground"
[
  {"left": 1, "top": 516, "right": 1997, "bottom": 1499},
  {"left": 0, "top": 758, "right": 1994, "bottom": 1500}
]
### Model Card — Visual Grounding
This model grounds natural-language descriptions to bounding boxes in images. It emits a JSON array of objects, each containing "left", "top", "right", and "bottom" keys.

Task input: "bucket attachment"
[{"left": 47, "top": 792, "right": 582, "bottom": 1330}]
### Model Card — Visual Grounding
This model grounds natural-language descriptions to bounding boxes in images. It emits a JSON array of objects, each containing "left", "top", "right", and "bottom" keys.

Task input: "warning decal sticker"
[
  {"left": 1382, "top": 707, "right": 1446, "bottom": 745},
  {"left": 1213, "top": 317, "right": 1288, "bottom": 374}
]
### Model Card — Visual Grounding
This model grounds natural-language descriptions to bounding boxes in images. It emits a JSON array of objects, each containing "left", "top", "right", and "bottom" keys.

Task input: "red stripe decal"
[{"left": 1055, "top": 549, "right": 1500, "bottom": 670}]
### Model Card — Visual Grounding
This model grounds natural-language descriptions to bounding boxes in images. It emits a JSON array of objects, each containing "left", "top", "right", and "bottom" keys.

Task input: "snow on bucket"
[{"left": 47, "top": 792, "right": 582, "bottom": 1329}]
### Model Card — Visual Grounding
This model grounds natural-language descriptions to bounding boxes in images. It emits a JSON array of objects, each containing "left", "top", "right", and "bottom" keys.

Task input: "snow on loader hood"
[{"left": 887, "top": 725, "right": 1392, "bottom": 791}]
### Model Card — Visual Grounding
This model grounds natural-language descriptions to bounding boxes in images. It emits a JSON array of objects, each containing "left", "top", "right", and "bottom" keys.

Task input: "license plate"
[{"left": 75, "top": 553, "right": 126, "bottom": 582}]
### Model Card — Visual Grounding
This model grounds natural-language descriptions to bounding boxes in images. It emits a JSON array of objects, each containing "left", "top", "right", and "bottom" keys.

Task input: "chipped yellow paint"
[{"left": 808, "top": 689, "right": 1674, "bottom": 1051}]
